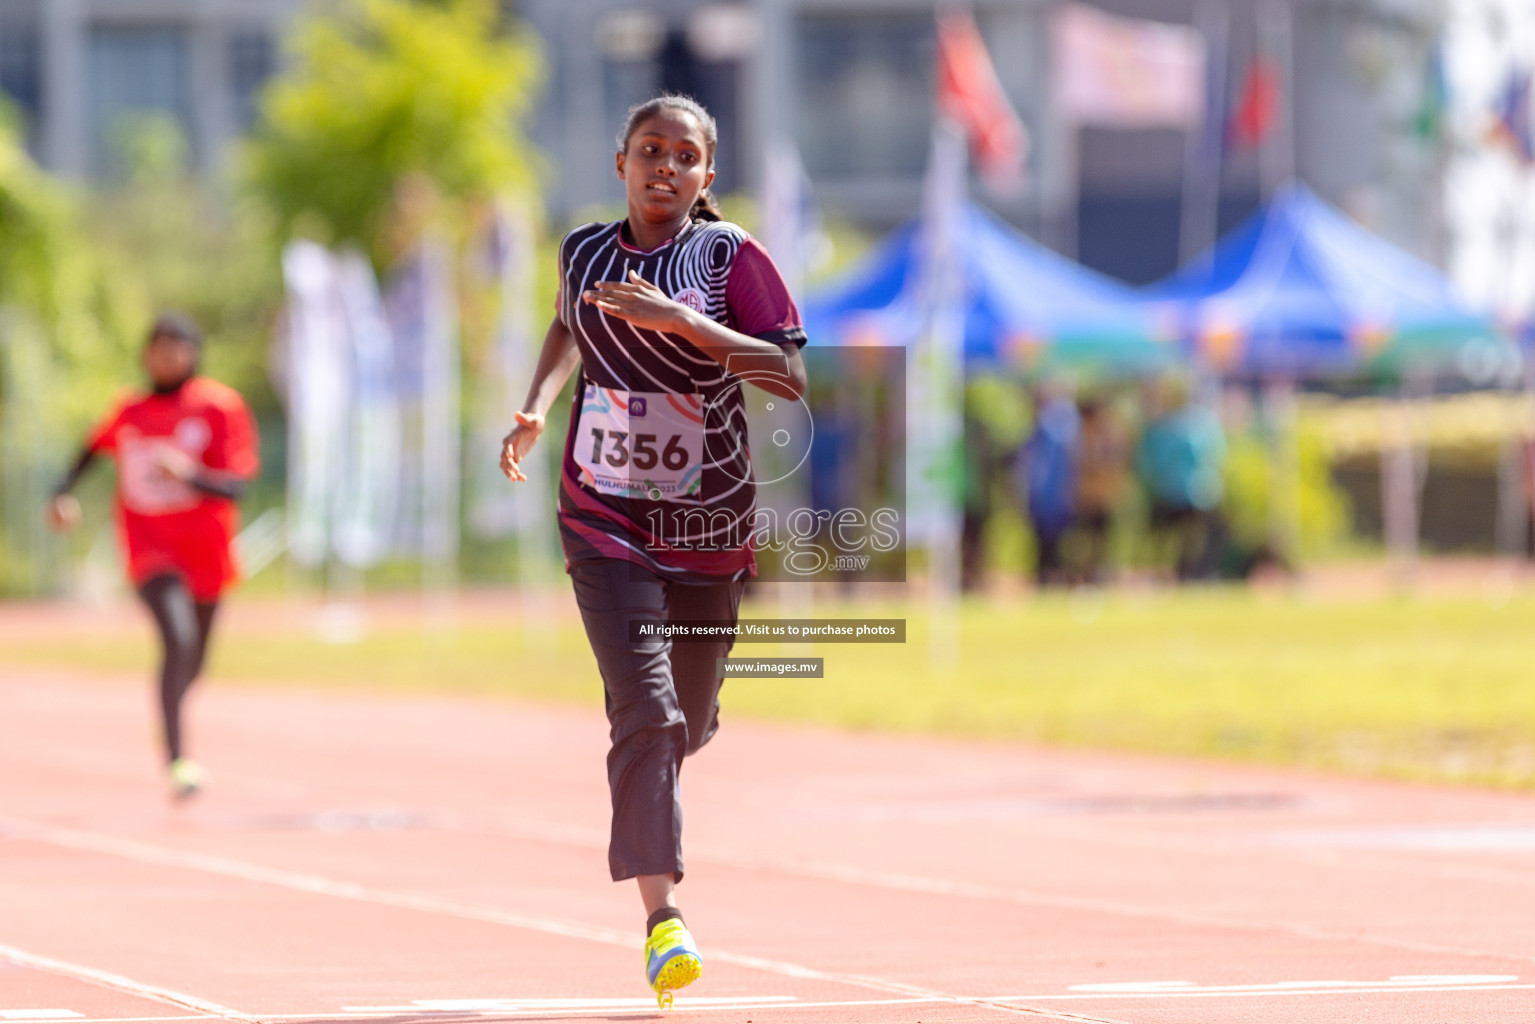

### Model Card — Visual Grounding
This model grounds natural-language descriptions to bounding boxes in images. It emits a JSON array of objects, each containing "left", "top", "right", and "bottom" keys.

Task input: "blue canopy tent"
[
  {"left": 801, "top": 201, "right": 1175, "bottom": 374},
  {"left": 1143, "top": 183, "right": 1509, "bottom": 380},
  {"left": 1145, "top": 183, "right": 1517, "bottom": 573}
]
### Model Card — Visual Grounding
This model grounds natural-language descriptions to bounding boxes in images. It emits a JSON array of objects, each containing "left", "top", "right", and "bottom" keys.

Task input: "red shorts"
[{"left": 119, "top": 502, "right": 240, "bottom": 603}]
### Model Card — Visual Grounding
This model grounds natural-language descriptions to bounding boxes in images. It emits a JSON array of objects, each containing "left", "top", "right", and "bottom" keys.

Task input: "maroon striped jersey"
[{"left": 555, "top": 218, "right": 806, "bottom": 582}]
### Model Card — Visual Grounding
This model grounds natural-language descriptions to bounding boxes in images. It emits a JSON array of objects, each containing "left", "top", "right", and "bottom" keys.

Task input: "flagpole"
[
  {"left": 1256, "top": 0, "right": 1293, "bottom": 196},
  {"left": 917, "top": 117, "right": 967, "bottom": 668},
  {"left": 1179, "top": 0, "right": 1227, "bottom": 266}
]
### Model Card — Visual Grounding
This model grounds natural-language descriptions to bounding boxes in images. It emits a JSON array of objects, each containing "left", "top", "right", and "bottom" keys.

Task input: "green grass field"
[{"left": 8, "top": 584, "right": 1535, "bottom": 788}]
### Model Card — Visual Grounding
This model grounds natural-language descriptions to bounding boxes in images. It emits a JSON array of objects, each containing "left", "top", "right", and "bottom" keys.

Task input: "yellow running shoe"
[
  {"left": 168, "top": 758, "right": 207, "bottom": 801},
  {"left": 644, "top": 918, "right": 701, "bottom": 1010}
]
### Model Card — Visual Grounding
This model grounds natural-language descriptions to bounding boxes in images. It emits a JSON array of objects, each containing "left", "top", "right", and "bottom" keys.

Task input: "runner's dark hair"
[
  {"left": 148, "top": 310, "right": 203, "bottom": 351},
  {"left": 617, "top": 94, "right": 722, "bottom": 223}
]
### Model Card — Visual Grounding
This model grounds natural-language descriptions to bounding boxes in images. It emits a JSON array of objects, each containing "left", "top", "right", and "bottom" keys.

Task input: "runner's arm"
[
  {"left": 187, "top": 473, "right": 248, "bottom": 501},
  {"left": 47, "top": 447, "right": 97, "bottom": 532},
  {"left": 520, "top": 317, "right": 581, "bottom": 420},
  {"left": 52, "top": 447, "right": 96, "bottom": 497},
  {"left": 150, "top": 447, "right": 251, "bottom": 501},
  {"left": 670, "top": 313, "right": 807, "bottom": 402},
  {"left": 587, "top": 274, "right": 807, "bottom": 401},
  {"left": 502, "top": 317, "right": 580, "bottom": 482}
]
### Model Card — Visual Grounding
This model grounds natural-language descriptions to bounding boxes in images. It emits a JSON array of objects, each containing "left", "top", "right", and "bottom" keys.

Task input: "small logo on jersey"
[
  {"left": 629, "top": 397, "right": 648, "bottom": 417},
  {"left": 175, "top": 418, "right": 211, "bottom": 453},
  {"left": 673, "top": 287, "right": 707, "bottom": 313}
]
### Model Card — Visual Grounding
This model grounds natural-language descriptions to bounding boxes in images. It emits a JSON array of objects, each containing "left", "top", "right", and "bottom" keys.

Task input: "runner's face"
[
  {"left": 617, "top": 110, "right": 715, "bottom": 226},
  {"left": 143, "top": 335, "right": 197, "bottom": 389}
]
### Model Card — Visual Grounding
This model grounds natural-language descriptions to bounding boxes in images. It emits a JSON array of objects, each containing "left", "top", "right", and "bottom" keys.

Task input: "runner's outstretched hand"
[
  {"left": 501, "top": 411, "right": 545, "bottom": 483},
  {"left": 46, "top": 494, "right": 81, "bottom": 533}
]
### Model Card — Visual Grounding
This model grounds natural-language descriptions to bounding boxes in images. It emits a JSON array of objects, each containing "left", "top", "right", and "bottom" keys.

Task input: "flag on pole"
[
  {"left": 759, "top": 142, "right": 830, "bottom": 299},
  {"left": 419, "top": 230, "right": 461, "bottom": 592},
  {"left": 280, "top": 241, "right": 350, "bottom": 570},
  {"left": 468, "top": 199, "right": 552, "bottom": 578},
  {"left": 332, "top": 250, "right": 401, "bottom": 569},
  {"left": 1227, "top": 54, "right": 1282, "bottom": 150},
  {"left": 936, "top": 8, "right": 1028, "bottom": 195},
  {"left": 1053, "top": 3, "right": 1206, "bottom": 130},
  {"left": 383, "top": 232, "right": 462, "bottom": 594}
]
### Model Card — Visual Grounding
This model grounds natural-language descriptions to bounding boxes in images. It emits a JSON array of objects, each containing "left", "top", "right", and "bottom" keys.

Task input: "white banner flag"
[
  {"left": 419, "top": 231, "right": 461, "bottom": 590},
  {"left": 332, "top": 250, "right": 401, "bottom": 569},
  {"left": 1054, "top": 3, "right": 1206, "bottom": 129},
  {"left": 469, "top": 200, "right": 550, "bottom": 557},
  {"left": 280, "top": 241, "right": 349, "bottom": 570}
]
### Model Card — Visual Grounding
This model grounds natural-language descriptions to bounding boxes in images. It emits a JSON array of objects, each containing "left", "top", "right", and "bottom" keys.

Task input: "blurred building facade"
[
  {"left": 0, "top": 0, "right": 300, "bottom": 177},
  {"left": 520, "top": 0, "right": 1449, "bottom": 285},
  {"left": 0, "top": 0, "right": 1451, "bottom": 286}
]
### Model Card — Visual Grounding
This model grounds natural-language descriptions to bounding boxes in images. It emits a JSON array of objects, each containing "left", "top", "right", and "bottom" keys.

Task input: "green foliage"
[
  {"left": 245, "top": 0, "right": 542, "bottom": 264},
  {"left": 90, "top": 114, "right": 283, "bottom": 415},
  {"left": 1222, "top": 424, "right": 1352, "bottom": 560},
  {"left": 0, "top": 103, "right": 140, "bottom": 428},
  {"left": 14, "top": 587, "right": 1535, "bottom": 789},
  {"left": 0, "top": 101, "right": 141, "bottom": 595}
]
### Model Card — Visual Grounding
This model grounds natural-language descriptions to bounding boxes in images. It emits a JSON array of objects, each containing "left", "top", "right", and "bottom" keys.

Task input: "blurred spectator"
[
  {"left": 1073, "top": 396, "right": 1128, "bottom": 583},
  {"left": 961, "top": 390, "right": 1001, "bottom": 592},
  {"left": 1137, "top": 379, "right": 1226, "bottom": 582},
  {"left": 1017, "top": 385, "right": 1080, "bottom": 588}
]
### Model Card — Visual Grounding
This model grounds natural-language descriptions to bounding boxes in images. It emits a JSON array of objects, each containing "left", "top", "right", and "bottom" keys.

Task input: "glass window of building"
[
  {"left": 87, "top": 26, "right": 194, "bottom": 178},
  {"left": 0, "top": 22, "right": 42, "bottom": 146},
  {"left": 228, "top": 29, "right": 275, "bottom": 133},
  {"left": 796, "top": 14, "right": 934, "bottom": 179}
]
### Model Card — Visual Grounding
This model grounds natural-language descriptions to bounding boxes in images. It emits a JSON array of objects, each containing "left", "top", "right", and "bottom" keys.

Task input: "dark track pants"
[
  {"left": 569, "top": 559, "right": 744, "bottom": 883},
  {"left": 138, "top": 574, "right": 218, "bottom": 764}
]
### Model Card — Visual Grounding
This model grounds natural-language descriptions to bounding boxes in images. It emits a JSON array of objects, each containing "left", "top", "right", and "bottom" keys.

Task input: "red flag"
[
  {"left": 1227, "top": 55, "right": 1280, "bottom": 149},
  {"left": 936, "top": 10, "right": 1028, "bottom": 193}
]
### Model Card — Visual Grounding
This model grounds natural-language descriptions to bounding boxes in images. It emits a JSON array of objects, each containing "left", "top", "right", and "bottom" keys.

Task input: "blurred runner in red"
[
  {"left": 48, "top": 313, "right": 260, "bottom": 800},
  {"left": 501, "top": 94, "right": 807, "bottom": 1006}
]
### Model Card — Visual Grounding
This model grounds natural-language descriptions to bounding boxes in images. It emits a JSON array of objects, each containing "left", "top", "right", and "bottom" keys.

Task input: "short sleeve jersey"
[
  {"left": 86, "top": 376, "right": 260, "bottom": 600},
  {"left": 555, "top": 218, "right": 805, "bottom": 581}
]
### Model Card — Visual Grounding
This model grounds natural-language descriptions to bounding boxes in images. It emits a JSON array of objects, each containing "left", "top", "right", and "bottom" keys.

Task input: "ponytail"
[{"left": 690, "top": 188, "right": 723, "bottom": 222}]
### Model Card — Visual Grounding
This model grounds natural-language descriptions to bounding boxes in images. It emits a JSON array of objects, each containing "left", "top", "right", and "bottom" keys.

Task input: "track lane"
[{"left": 5, "top": 667, "right": 1535, "bottom": 1022}]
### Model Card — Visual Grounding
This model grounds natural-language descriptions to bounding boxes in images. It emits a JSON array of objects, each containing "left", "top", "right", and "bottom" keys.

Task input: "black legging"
[
  {"left": 568, "top": 558, "right": 744, "bottom": 884},
  {"left": 138, "top": 574, "right": 219, "bottom": 764}
]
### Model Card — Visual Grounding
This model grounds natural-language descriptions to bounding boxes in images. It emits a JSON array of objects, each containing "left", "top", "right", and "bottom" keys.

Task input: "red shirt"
[{"left": 87, "top": 377, "right": 260, "bottom": 600}]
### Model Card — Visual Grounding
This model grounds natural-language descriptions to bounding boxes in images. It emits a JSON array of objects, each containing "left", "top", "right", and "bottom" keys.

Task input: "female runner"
[
  {"left": 500, "top": 94, "right": 807, "bottom": 1005},
  {"left": 48, "top": 313, "right": 260, "bottom": 799}
]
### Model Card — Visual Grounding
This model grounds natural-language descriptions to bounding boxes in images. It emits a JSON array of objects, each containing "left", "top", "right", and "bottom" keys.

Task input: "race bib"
[
  {"left": 118, "top": 428, "right": 200, "bottom": 515},
  {"left": 574, "top": 384, "right": 704, "bottom": 502}
]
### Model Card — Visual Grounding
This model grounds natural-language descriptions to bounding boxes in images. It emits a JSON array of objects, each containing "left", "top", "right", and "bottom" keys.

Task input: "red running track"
[{"left": 2, "top": 665, "right": 1535, "bottom": 1023}]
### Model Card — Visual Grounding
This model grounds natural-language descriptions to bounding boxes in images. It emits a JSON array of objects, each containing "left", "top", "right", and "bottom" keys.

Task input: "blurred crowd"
[{"left": 961, "top": 377, "right": 1276, "bottom": 592}]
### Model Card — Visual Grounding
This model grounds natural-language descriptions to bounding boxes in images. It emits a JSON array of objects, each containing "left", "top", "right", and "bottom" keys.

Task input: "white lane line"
[
  {"left": 0, "top": 1013, "right": 84, "bottom": 1020},
  {"left": 0, "top": 946, "right": 257, "bottom": 1024},
  {"left": 462, "top": 818, "right": 1535, "bottom": 969},
  {"left": 339, "top": 997, "right": 799, "bottom": 1011},
  {"left": 987, "top": 983, "right": 1535, "bottom": 1001},
  {"left": 648, "top": 838, "right": 1535, "bottom": 970},
  {"left": 979, "top": 974, "right": 1535, "bottom": 1002},
  {"left": 4, "top": 820, "right": 1121, "bottom": 1024},
  {"left": 1067, "top": 974, "right": 1517, "bottom": 994}
]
